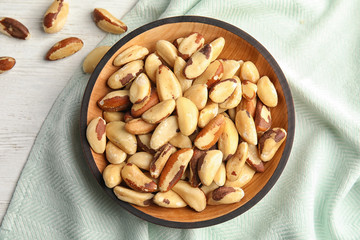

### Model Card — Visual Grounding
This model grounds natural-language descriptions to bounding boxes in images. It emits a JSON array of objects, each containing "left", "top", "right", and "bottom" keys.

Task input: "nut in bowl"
[{"left": 80, "top": 16, "right": 295, "bottom": 228}]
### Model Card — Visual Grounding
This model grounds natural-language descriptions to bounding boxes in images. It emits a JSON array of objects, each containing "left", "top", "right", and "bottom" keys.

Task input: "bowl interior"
[{"left": 82, "top": 17, "right": 294, "bottom": 228}]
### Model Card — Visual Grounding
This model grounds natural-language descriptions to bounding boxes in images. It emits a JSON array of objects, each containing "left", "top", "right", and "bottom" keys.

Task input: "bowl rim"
[{"left": 80, "top": 15, "right": 295, "bottom": 229}]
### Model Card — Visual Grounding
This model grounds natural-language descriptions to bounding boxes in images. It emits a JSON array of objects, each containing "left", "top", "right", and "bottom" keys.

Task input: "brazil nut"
[
  {"left": 176, "top": 97, "right": 199, "bottom": 136},
  {"left": 226, "top": 142, "right": 248, "bottom": 181},
  {"left": 105, "top": 141, "right": 127, "bottom": 164},
  {"left": 254, "top": 100, "right": 272, "bottom": 133},
  {"left": 183, "top": 44, "right": 213, "bottom": 79},
  {"left": 194, "top": 114, "right": 226, "bottom": 150},
  {"left": 257, "top": 76, "right": 278, "bottom": 107},
  {"left": 93, "top": 8, "right": 127, "bottom": 34},
  {"left": 43, "top": 0, "right": 69, "bottom": 33},
  {"left": 224, "top": 164, "right": 256, "bottom": 188},
  {"left": 153, "top": 190, "right": 187, "bottom": 208},
  {"left": 86, "top": 117, "right": 106, "bottom": 154},
  {"left": 209, "top": 78, "right": 237, "bottom": 103},
  {"left": 103, "top": 163, "right": 125, "bottom": 188},
  {"left": 142, "top": 99, "right": 175, "bottom": 124},
  {"left": 156, "top": 64, "right": 182, "bottom": 101},
  {"left": 144, "top": 53, "right": 163, "bottom": 83},
  {"left": 149, "top": 143, "right": 177, "bottom": 178},
  {"left": 240, "top": 61, "right": 260, "bottom": 83},
  {"left": 213, "top": 162, "right": 226, "bottom": 186},
  {"left": 258, "top": 128, "right": 287, "bottom": 161},
  {"left": 113, "top": 186, "right": 153, "bottom": 207},
  {"left": 183, "top": 84, "right": 208, "bottom": 110},
  {"left": 246, "top": 144, "right": 264, "bottom": 172},
  {"left": 172, "top": 180, "right": 207, "bottom": 212},
  {"left": 107, "top": 60, "right": 144, "bottom": 89},
  {"left": 174, "top": 56, "right": 193, "bottom": 92},
  {"left": 124, "top": 118, "right": 157, "bottom": 135},
  {"left": 197, "top": 150, "right": 223, "bottom": 186},
  {"left": 131, "top": 88, "right": 160, "bottom": 117},
  {"left": 198, "top": 101, "right": 219, "bottom": 128},
  {"left": 113, "top": 45, "right": 149, "bottom": 67},
  {"left": 219, "top": 59, "right": 241, "bottom": 80},
  {"left": 121, "top": 163, "right": 157, "bottom": 192},
  {"left": 177, "top": 32, "right": 205, "bottom": 60},
  {"left": 169, "top": 133, "right": 192, "bottom": 149},
  {"left": 156, "top": 40, "right": 178, "bottom": 67},
  {"left": 127, "top": 152, "right": 153, "bottom": 171},
  {"left": 219, "top": 76, "right": 242, "bottom": 109},
  {"left": 193, "top": 60, "right": 223, "bottom": 88},
  {"left": 106, "top": 121, "right": 137, "bottom": 154},
  {"left": 209, "top": 37, "right": 225, "bottom": 62},
  {"left": 235, "top": 110, "right": 257, "bottom": 145},
  {"left": 218, "top": 116, "right": 239, "bottom": 161},
  {"left": 97, "top": 90, "right": 130, "bottom": 112},
  {"left": 207, "top": 186, "right": 244, "bottom": 205},
  {"left": 129, "top": 73, "right": 151, "bottom": 104}
]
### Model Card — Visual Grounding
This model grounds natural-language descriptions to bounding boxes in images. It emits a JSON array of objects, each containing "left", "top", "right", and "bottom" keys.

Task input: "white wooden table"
[{"left": 0, "top": 0, "right": 137, "bottom": 224}]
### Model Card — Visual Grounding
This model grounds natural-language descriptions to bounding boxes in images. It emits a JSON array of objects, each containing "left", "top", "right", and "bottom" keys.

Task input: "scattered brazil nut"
[
  {"left": 83, "top": 46, "right": 111, "bottom": 74},
  {"left": 257, "top": 76, "right": 278, "bottom": 107},
  {"left": 43, "top": 0, "right": 69, "bottom": 33},
  {"left": 46, "top": 37, "right": 83, "bottom": 61},
  {"left": 176, "top": 97, "right": 199, "bottom": 136},
  {"left": 97, "top": 90, "right": 130, "bottom": 112},
  {"left": 235, "top": 110, "right": 257, "bottom": 145},
  {"left": 121, "top": 163, "right": 157, "bottom": 192},
  {"left": 107, "top": 60, "right": 144, "bottom": 89},
  {"left": 207, "top": 186, "right": 244, "bottom": 205},
  {"left": 0, "top": 17, "right": 30, "bottom": 39},
  {"left": 158, "top": 148, "right": 193, "bottom": 192},
  {"left": 86, "top": 117, "right": 106, "bottom": 154},
  {"left": 194, "top": 114, "right": 226, "bottom": 150},
  {"left": 113, "top": 45, "right": 149, "bottom": 67},
  {"left": 149, "top": 143, "right": 177, "bottom": 179},
  {"left": 93, "top": 8, "right": 127, "bottom": 34},
  {"left": 103, "top": 163, "right": 125, "bottom": 188},
  {"left": 106, "top": 121, "right": 137, "bottom": 154},
  {"left": 153, "top": 190, "right": 187, "bottom": 208},
  {"left": 0, "top": 57, "right": 16, "bottom": 74},
  {"left": 258, "top": 128, "right": 287, "bottom": 161},
  {"left": 113, "top": 186, "right": 153, "bottom": 207},
  {"left": 197, "top": 150, "right": 223, "bottom": 186},
  {"left": 172, "top": 180, "right": 207, "bottom": 212}
]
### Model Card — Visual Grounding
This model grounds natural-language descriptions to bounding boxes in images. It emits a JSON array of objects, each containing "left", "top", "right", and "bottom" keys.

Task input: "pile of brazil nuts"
[{"left": 86, "top": 32, "right": 287, "bottom": 212}]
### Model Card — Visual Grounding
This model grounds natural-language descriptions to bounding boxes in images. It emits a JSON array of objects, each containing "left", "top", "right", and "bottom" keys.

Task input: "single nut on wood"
[
  {"left": 198, "top": 101, "right": 218, "bottom": 128},
  {"left": 156, "top": 65, "right": 182, "bottom": 101},
  {"left": 129, "top": 73, "right": 151, "bottom": 104},
  {"left": 183, "top": 44, "right": 213, "bottom": 79},
  {"left": 149, "top": 143, "right": 177, "bottom": 178},
  {"left": 105, "top": 141, "right": 127, "bottom": 164},
  {"left": 193, "top": 60, "right": 223, "bottom": 88},
  {"left": 209, "top": 78, "right": 238, "bottom": 103},
  {"left": 246, "top": 144, "right": 264, "bottom": 172},
  {"left": 103, "top": 111, "right": 124, "bottom": 123},
  {"left": 237, "top": 97, "right": 257, "bottom": 118},
  {"left": 142, "top": 99, "right": 176, "bottom": 124},
  {"left": 218, "top": 116, "right": 239, "bottom": 161},
  {"left": 213, "top": 162, "right": 226, "bottom": 186},
  {"left": 189, "top": 148, "right": 204, "bottom": 187},
  {"left": 46, "top": 37, "right": 83, "bottom": 61},
  {"left": 257, "top": 76, "right": 278, "bottom": 107},
  {"left": 242, "top": 80, "right": 258, "bottom": 100},
  {"left": 183, "top": 84, "right": 208, "bottom": 110},
  {"left": 219, "top": 76, "right": 242, "bottom": 109},
  {"left": 113, "top": 186, "right": 153, "bottom": 207},
  {"left": 106, "top": 121, "right": 137, "bottom": 154},
  {"left": 0, "top": 57, "right": 16, "bottom": 74},
  {"left": 197, "top": 150, "right": 223, "bottom": 186},
  {"left": 240, "top": 61, "right": 260, "bottom": 83},
  {"left": 150, "top": 116, "right": 179, "bottom": 150},
  {"left": 235, "top": 110, "right": 257, "bottom": 145},
  {"left": 83, "top": 46, "right": 111, "bottom": 74},
  {"left": 107, "top": 60, "right": 144, "bottom": 89},
  {"left": 103, "top": 163, "right": 125, "bottom": 188},
  {"left": 137, "top": 134, "right": 156, "bottom": 155},
  {"left": 145, "top": 53, "right": 162, "bottom": 83},
  {"left": 194, "top": 114, "right": 226, "bottom": 150},
  {"left": 176, "top": 97, "right": 199, "bottom": 136},
  {"left": 258, "top": 128, "right": 287, "bottom": 161},
  {"left": 121, "top": 163, "right": 157, "bottom": 192},
  {"left": 131, "top": 88, "right": 159, "bottom": 117},
  {"left": 209, "top": 37, "right": 225, "bottom": 62},
  {"left": 172, "top": 180, "right": 207, "bottom": 212},
  {"left": 174, "top": 56, "right": 193, "bottom": 93},
  {"left": 93, "top": 8, "right": 127, "bottom": 34},
  {"left": 124, "top": 118, "right": 157, "bottom": 135},
  {"left": 226, "top": 142, "right": 248, "bottom": 181},
  {"left": 159, "top": 148, "right": 193, "bottom": 192},
  {"left": 86, "top": 117, "right": 106, "bottom": 154},
  {"left": 113, "top": 45, "right": 149, "bottom": 67},
  {"left": 255, "top": 100, "right": 272, "bottom": 133},
  {"left": 43, "top": 0, "right": 69, "bottom": 33},
  {"left": 169, "top": 133, "right": 192, "bottom": 149},
  {"left": 97, "top": 90, "right": 130, "bottom": 112},
  {"left": 0, "top": 17, "right": 30, "bottom": 39},
  {"left": 219, "top": 59, "right": 241, "bottom": 80},
  {"left": 153, "top": 190, "right": 187, "bottom": 208},
  {"left": 177, "top": 32, "right": 205, "bottom": 60},
  {"left": 225, "top": 164, "right": 256, "bottom": 188},
  {"left": 127, "top": 152, "right": 153, "bottom": 171},
  {"left": 155, "top": 40, "right": 178, "bottom": 67},
  {"left": 207, "top": 186, "right": 244, "bottom": 205}
]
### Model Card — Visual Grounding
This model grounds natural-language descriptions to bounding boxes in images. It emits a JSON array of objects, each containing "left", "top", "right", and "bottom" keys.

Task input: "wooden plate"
[{"left": 80, "top": 16, "right": 295, "bottom": 228}]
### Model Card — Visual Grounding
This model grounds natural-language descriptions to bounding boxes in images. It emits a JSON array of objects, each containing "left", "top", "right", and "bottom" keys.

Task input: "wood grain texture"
[
  {"left": 81, "top": 16, "right": 295, "bottom": 228},
  {"left": 0, "top": 0, "right": 137, "bottom": 224}
]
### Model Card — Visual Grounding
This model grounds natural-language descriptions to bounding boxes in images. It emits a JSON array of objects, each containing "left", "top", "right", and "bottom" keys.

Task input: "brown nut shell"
[
  {"left": 194, "top": 114, "right": 226, "bottom": 150},
  {"left": 0, "top": 57, "right": 16, "bottom": 74},
  {"left": 93, "top": 8, "right": 127, "bottom": 34},
  {"left": 0, "top": 17, "right": 30, "bottom": 39},
  {"left": 43, "top": 0, "right": 69, "bottom": 33},
  {"left": 46, "top": 37, "right": 83, "bottom": 61}
]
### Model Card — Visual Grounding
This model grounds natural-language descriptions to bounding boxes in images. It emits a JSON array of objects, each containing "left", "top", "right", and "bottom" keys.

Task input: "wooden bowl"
[{"left": 80, "top": 16, "right": 295, "bottom": 228}]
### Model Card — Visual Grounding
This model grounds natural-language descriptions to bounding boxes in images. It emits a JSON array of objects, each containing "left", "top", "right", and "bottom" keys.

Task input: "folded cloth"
[{"left": 1, "top": 0, "right": 359, "bottom": 239}]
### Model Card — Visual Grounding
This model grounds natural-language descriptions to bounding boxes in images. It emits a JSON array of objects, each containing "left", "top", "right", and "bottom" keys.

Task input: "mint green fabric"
[{"left": 1, "top": 0, "right": 360, "bottom": 239}]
